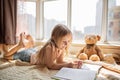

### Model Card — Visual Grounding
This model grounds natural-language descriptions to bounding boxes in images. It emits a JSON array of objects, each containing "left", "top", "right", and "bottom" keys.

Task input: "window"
[
  {"left": 71, "top": 0, "right": 102, "bottom": 42},
  {"left": 44, "top": 0, "right": 68, "bottom": 39},
  {"left": 107, "top": 0, "right": 120, "bottom": 41},
  {"left": 17, "top": 0, "right": 36, "bottom": 38},
  {"left": 16, "top": 0, "right": 120, "bottom": 44}
]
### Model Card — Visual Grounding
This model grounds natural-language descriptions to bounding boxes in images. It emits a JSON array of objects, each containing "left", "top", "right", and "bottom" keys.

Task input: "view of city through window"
[
  {"left": 107, "top": 0, "right": 120, "bottom": 41},
  {"left": 17, "top": 0, "right": 120, "bottom": 42},
  {"left": 44, "top": 0, "right": 67, "bottom": 39},
  {"left": 17, "top": 1, "right": 36, "bottom": 37},
  {"left": 71, "top": 0, "right": 102, "bottom": 41},
  {"left": 44, "top": 0, "right": 102, "bottom": 41}
]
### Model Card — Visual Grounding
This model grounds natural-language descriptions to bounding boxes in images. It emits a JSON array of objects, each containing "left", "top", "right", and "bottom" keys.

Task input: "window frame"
[{"left": 19, "top": 0, "right": 120, "bottom": 45}]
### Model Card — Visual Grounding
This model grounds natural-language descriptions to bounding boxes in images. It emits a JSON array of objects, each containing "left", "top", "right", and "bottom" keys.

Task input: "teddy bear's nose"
[{"left": 88, "top": 37, "right": 91, "bottom": 40}]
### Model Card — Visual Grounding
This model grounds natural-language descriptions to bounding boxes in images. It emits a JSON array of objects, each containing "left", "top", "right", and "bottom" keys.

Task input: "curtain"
[{"left": 0, "top": 0, "right": 17, "bottom": 45}]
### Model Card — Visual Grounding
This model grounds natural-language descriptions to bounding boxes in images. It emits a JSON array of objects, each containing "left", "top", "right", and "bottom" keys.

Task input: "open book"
[{"left": 52, "top": 64, "right": 102, "bottom": 80}]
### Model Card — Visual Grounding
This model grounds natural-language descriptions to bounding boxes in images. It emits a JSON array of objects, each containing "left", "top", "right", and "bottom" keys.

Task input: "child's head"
[
  {"left": 51, "top": 24, "right": 72, "bottom": 50},
  {"left": 36, "top": 24, "right": 72, "bottom": 64}
]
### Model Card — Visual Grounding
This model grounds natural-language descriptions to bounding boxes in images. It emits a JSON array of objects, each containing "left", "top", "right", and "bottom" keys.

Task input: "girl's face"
[{"left": 57, "top": 34, "right": 72, "bottom": 50}]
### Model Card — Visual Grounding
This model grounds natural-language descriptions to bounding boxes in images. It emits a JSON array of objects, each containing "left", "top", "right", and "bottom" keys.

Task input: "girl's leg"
[{"left": 4, "top": 33, "right": 25, "bottom": 60}]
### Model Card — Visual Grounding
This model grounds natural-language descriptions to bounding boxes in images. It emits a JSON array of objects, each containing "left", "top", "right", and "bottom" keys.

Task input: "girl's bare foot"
[
  {"left": 25, "top": 35, "right": 34, "bottom": 48},
  {"left": 18, "top": 32, "right": 25, "bottom": 48},
  {"left": 27, "top": 35, "right": 34, "bottom": 46}
]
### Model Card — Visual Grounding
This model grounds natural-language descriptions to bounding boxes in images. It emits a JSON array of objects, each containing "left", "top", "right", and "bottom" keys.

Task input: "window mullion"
[
  {"left": 36, "top": 0, "right": 44, "bottom": 40},
  {"left": 67, "top": 0, "right": 72, "bottom": 29},
  {"left": 101, "top": 0, "right": 108, "bottom": 43}
]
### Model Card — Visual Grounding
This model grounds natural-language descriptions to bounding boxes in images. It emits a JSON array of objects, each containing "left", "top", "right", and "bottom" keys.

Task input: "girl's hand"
[
  {"left": 67, "top": 60, "right": 83, "bottom": 68},
  {"left": 67, "top": 62, "right": 77, "bottom": 68},
  {"left": 75, "top": 60, "right": 83, "bottom": 68}
]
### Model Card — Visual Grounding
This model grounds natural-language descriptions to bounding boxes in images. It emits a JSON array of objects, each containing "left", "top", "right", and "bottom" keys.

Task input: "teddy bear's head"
[{"left": 85, "top": 34, "right": 101, "bottom": 44}]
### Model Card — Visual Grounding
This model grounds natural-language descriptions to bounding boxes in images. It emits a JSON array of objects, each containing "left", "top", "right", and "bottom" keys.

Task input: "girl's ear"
[{"left": 97, "top": 35, "right": 101, "bottom": 41}]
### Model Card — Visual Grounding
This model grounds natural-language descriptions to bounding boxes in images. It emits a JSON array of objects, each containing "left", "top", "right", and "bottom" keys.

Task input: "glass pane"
[
  {"left": 71, "top": 0, "right": 102, "bottom": 42},
  {"left": 107, "top": 0, "right": 120, "bottom": 41},
  {"left": 44, "top": 0, "right": 67, "bottom": 39},
  {"left": 17, "top": 1, "right": 36, "bottom": 38}
]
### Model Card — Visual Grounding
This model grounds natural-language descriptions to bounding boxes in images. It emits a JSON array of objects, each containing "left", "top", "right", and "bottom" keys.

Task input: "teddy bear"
[{"left": 77, "top": 34, "right": 104, "bottom": 61}]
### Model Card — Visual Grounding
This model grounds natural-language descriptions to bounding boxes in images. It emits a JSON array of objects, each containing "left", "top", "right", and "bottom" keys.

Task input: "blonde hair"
[
  {"left": 51, "top": 24, "right": 72, "bottom": 44},
  {"left": 36, "top": 24, "right": 72, "bottom": 65},
  {"left": 51, "top": 24, "right": 72, "bottom": 54}
]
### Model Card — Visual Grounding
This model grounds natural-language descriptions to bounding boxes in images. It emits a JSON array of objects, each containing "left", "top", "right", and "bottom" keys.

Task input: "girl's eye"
[{"left": 63, "top": 41, "right": 67, "bottom": 45}]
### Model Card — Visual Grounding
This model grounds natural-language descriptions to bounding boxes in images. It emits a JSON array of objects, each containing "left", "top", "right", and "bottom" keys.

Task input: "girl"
[{"left": 3, "top": 24, "right": 82, "bottom": 70}]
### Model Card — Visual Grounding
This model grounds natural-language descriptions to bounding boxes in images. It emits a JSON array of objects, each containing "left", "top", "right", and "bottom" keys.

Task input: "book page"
[
  {"left": 81, "top": 63, "right": 102, "bottom": 71},
  {"left": 52, "top": 65, "right": 102, "bottom": 80}
]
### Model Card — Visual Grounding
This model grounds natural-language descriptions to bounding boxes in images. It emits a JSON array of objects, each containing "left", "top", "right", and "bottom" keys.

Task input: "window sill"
[{"left": 35, "top": 40, "right": 120, "bottom": 49}]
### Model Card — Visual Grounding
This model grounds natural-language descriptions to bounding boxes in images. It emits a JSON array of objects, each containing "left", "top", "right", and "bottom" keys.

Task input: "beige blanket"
[
  {"left": 0, "top": 56, "right": 120, "bottom": 80},
  {"left": 0, "top": 59, "right": 58, "bottom": 80}
]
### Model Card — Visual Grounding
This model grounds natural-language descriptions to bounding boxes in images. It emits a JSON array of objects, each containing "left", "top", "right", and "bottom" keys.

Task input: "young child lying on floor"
[{"left": 3, "top": 24, "right": 82, "bottom": 70}]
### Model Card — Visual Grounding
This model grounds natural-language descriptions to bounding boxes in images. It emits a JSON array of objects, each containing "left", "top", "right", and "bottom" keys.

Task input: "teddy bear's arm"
[
  {"left": 80, "top": 47, "right": 84, "bottom": 53},
  {"left": 76, "top": 47, "right": 85, "bottom": 58},
  {"left": 96, "top": 46, "right": 104, "bottom": 61}
]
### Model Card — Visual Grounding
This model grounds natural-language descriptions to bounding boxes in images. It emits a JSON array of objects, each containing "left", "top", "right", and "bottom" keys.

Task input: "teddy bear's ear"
[{"left": 97, "top": 35, "right": 101, "bottom": 41}]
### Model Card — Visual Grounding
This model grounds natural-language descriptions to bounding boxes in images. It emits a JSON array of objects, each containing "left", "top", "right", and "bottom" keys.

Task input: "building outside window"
[
  {"left": 71, "top": 0, "right": 102, "bottom": 42},
  {"left": 16, "top": 0, "right": 120, "bottom": 44},
  {"left": 107, "top": 0, "right": 120, "bottom": 41},
  {"left": 17, "top": 1, "right": 36, "bottom": 38},
  {"left": 44, "top": 0, "right": 67, "bottom": 39}
]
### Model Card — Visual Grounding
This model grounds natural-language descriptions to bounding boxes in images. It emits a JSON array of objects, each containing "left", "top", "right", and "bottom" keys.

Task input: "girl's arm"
[
  {"left": 56, "top": 50, "right": 67, "bottom": 63},
  {"left": 44, "top": 46, "right": 77, "bottom": 70}
]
